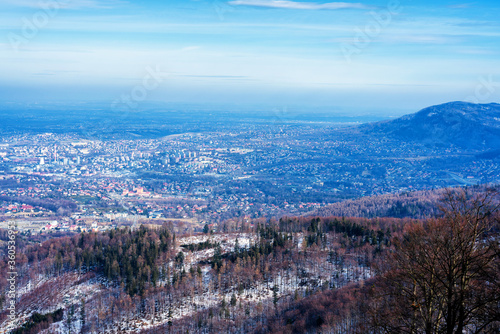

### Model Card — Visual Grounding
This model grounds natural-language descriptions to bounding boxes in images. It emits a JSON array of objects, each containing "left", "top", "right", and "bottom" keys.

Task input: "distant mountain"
[{"left": 360, "top": 102, "right": 500, "bottom": 149}]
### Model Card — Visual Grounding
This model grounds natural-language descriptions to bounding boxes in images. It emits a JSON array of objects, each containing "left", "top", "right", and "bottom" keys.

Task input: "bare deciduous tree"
[{"left": 368, "top": 188, "right": 500, "bottom": 334}]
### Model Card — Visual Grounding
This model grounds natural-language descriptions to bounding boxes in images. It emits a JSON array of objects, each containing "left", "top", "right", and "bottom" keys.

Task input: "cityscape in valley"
[
  {"left": 1, "top": 0, "right": 500, "bottom": 333},
  {"left": 1, "top": 102, "right": 499, "bottom": 236}
]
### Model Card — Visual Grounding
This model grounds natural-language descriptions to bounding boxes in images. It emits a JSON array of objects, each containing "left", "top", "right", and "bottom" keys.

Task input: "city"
[{"left": 1, "top": 117, "right": 497, "bottom": 236}]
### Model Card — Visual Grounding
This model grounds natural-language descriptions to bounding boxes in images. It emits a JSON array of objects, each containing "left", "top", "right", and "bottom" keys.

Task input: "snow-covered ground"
[
  {"left": 0, "top": 271, "right": 101, "bottom": 333},
  {"left": 2, "top": 231, "right": 374, "bottom": 333}
]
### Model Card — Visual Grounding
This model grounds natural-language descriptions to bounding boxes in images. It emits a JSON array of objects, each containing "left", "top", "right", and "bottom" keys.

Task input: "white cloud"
[
  {"left": 2, "top": 0, "right": 126, "bottom": 10},
  {"left": 382, "top": 34, "right": 459, "bottom": 45},
  {"left": 228, "top": 0, "right": 374, "bottom": 10},
  {"left": 448, "top": 3, "right": 473, "bottom": 9}
]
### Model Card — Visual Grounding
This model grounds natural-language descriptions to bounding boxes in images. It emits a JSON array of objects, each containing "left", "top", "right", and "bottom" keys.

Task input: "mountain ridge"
[{"left": 360, "top": 101, "right": 500, "bottom": 149}]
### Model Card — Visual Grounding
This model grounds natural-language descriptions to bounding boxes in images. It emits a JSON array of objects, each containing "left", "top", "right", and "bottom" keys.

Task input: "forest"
[{"left": 0, "top": 188, "right": 498, "bottom": 333}]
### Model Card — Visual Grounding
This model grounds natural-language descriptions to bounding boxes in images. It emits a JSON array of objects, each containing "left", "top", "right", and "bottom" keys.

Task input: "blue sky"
[{"left": 1, "top": 0, "right": 500, "bottom": 114}]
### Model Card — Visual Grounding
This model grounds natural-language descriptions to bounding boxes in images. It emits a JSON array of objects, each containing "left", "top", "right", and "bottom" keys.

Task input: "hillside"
[
  {"left": 307, "top": 185, "right": 500, "bottom": 219},
  {"left": 0, "top": 217, "right": 400, "bottom": 333},
  {"left": 306, "top": 189, "right": 446, "bottom": 219},
  {"left": 1, "top": 188, "right": 499, "bottom": 333},
  {"left": 360, "top": 102, "right": 500, "bottom": 149}
]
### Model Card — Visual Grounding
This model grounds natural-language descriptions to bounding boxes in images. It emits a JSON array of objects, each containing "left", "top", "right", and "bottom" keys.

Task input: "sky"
[{"left": 1, "top": 0, "right": 500, "bottom": 114}]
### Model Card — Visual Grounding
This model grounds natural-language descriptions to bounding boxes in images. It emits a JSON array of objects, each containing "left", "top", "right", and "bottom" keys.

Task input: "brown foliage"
[{"left": 367, "top": 188, "right": 500, "bottom": 334}]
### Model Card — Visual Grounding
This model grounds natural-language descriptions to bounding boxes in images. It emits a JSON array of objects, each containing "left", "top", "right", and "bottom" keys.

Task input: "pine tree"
[
  {"left": 221, "top": 296, "right": 226, "bottom": 309},
  {"left": 272, "top": 285, "right": 279, "bottom": 308},
  {"left": 80, "top": 298, "right": 85, "bottom": 332},
  {"left": 167, "top": 307, "right": 173, "bottom": 327},
  {"left": 197, "top": 265, "right": 202, "bottom": 277},
  {"left": 234, "top": 238, "right": 240, "bottom": 253},
  {"left": 66, "top": 304, "right": 75, "bottom": 333}
]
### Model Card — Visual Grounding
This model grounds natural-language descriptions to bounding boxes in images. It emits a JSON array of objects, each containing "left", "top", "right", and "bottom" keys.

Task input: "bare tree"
[{"left": 368, "top": 188, "right": 500, "bottom": 334}]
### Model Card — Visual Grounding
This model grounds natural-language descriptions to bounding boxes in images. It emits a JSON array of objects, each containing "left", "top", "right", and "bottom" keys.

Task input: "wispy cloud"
[
  {"left": 2, "top": 0, "right": 127, "bottom": 10},
  {"left": 177, "top": 75, "right": 252, "bottom": 80},
  {"left": 381, "top": 34, "right": 460, "bottom": 45},
  {"left": 32, "top": 70, "right": 79, "bottom": 76},
  {"left": 228, "top": 0, "right": 374, "bottom": 10},
  {"left": 448, "top": 3, "right": 474, "bottom": 9}
]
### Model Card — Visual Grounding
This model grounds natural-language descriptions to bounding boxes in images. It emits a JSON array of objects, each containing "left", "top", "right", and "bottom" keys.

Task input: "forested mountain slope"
[
  {"left": 360, "top": 102, "right": 500, "bottom": 150},
  {"left": 0, "top": 188, "right": 498, "bottom": 333}
]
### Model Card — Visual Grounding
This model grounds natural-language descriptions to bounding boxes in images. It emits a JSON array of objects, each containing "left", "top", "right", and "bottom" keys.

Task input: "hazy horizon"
[{"left": 1, "top": 0, "right": 500, "bottom": 112}]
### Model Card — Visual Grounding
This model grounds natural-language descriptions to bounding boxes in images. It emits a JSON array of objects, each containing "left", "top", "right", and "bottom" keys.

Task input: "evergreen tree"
[
  {"left": 234, "top": 238, "right": 240, "bottom": 253},
  {"left": 230, "top": 293, "right": 237, "bottom": 307},
  {"left": 80, "top": 299, "right": 85, "bottom": 333},
  {"left": 272, "top": 285, "right": 279, "bottom": 308}
]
